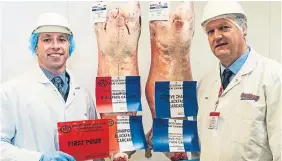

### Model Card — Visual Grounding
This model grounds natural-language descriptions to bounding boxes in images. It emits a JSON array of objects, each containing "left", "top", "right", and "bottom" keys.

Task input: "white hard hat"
[
  {"left": 201, "top": 1, "right": 246, "bottom": 27},
  {"left": 32, "top": 13, "right": 72, "bottom": 35}
]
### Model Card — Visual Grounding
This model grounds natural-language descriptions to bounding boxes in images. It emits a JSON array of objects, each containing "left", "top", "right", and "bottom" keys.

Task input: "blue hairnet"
[{"left": 29, "top": 33, "right": 75, "bottom": 56}]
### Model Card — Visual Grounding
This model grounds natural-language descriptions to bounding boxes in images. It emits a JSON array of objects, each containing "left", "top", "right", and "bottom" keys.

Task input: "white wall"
[
  {"left": 269, "top": 1, "right": 281, "bottom": 63},
  {"left": 1, "top": 1, "right": 281, "bottom": 161},
  {"left": 0, "top": 2, "right": 2, "bottom": 83},
  {"left": 281, "top": 2, "right": 282, "bottom": 64}
]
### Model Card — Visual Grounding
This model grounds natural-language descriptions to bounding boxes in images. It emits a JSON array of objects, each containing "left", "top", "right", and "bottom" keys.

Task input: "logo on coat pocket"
[
  {"left": 240, "top": 93, "right": 260, "bottom": 102},
  {"left": 60, "top": 125, "right": 72, "bottom": 133}
]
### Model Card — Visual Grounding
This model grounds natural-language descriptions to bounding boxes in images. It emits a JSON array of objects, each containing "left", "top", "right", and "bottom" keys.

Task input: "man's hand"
[{"left": 40, "top": 151, "right": 76, "bottom": 161}]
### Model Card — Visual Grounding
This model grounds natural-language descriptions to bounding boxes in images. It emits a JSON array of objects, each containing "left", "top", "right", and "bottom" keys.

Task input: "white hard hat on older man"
[{"left": 201, "top": 1, "right": 247, "bottom": 31}]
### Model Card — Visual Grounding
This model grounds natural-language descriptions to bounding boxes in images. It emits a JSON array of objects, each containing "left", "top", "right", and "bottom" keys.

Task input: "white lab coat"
[
  {"left": 197, "top": 48, "right": 282, "bottom": 161},
  {"left": 0, "top": 65, "right": 103, "bottom": 161}
]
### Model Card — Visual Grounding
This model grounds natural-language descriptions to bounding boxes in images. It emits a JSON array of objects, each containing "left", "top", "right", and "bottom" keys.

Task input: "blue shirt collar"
[
  {"left": 40, "top": 66, "right": 67, "bottom": 85},
  {"left": 220, "top": 46, "right": 250, "bottom": 75}
]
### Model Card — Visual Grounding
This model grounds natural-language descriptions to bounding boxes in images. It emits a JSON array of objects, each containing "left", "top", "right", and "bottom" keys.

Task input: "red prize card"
[
  {"left": 58, "top": 119, "right": 109, "bottom": 161},
  {"left": 101, "top": 116, "right": 120, "bottom": 154},
  {"left": 96, "top": 77, "right": 113, "bottom": 113}
]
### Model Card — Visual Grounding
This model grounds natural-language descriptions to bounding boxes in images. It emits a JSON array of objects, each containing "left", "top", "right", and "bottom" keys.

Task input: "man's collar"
[
  {"left": 40, "top": 66, "right": 67, "bottom": 84},
  {"left": 220, "top": 46, "right": 250, "bottom": 74}
]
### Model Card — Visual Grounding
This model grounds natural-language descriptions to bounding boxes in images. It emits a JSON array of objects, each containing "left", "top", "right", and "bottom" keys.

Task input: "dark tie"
[
  {"left": 222, "top": 69, "right": 233, "bottom": 90},
  {"left": 51, "top": 76, "right": 65, "bottom": 98}
]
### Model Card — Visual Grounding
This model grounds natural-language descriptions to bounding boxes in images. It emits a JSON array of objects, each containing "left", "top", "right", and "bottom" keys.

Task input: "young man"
[{"left": 1, "top": 13, "right": 102, "bottom": 161}]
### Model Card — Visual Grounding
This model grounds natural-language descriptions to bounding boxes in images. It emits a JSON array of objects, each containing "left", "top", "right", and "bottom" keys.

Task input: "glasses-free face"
[
  {"left": 206, "top": 18, "right": 247, "bottom": 67},
  {"left": 36, "top": 32, "right": 70, "bottom": 74}
]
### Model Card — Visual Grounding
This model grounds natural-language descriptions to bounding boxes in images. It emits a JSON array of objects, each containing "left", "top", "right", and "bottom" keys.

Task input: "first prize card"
[{"left": 58, "top": 119, "right": 109, "bottom": 161}]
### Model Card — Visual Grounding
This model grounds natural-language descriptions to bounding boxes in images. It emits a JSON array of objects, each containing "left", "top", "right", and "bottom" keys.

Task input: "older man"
[{"left": 197, "top": 1, "right": 281, "bottom": 161}]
